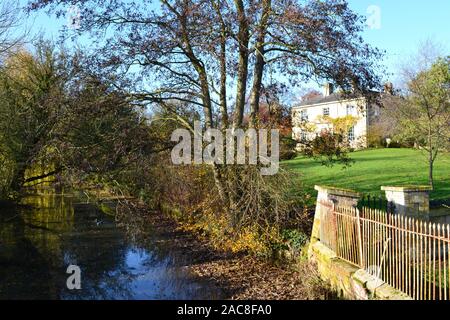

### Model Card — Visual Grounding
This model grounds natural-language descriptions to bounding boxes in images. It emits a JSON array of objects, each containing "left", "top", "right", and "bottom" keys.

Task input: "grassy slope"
[{"left": 284, "top": 148, "right": 450, "bottom": 202}]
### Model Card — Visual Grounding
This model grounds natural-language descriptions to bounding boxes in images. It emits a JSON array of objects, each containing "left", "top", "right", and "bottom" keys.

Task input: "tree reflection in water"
[{"left": 0, "top": 192, "right": 223, "bottom": 300}]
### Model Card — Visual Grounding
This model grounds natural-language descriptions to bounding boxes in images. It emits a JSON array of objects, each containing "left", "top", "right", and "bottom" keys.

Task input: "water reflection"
[{"left": 0, "top": 193, "right": 223, "bottom": 300}]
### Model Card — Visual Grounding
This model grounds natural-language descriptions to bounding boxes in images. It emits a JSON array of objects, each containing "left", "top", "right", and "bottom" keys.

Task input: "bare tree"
[
  {"left": 28, "top": 0, "right": 384, "bottom": 223},
  {"left": 388, "top": 42, "right": 450, "bottom": 188},
  {"left": 0, "top": 1, "right": 27, "bottom": 59}
]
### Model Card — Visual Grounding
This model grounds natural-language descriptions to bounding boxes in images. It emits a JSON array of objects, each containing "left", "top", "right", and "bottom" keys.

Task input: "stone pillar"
[
  {"left": 309, "top": 186, "right": 361, "bottom": 259},
  {"left": 323, "top": 186, "right": 361, "bottom": 208},
  {"left": 381, "top": 186, "right": 432, "bottom": 217}
]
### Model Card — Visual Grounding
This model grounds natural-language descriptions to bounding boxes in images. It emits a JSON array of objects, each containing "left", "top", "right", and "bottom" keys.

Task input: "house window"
[
  {"left": 348, "top": 126, "right": 355, "bottom": 142},
  {"left": 301, "top": 131, "right": 307, "bottom": 142},
  {"left": 323, "top": 107, "right": 330, "bottom": 116},
  {"left": 346, "top": 105, "right": 354, "bottom": 116},
  {"left": 300, "top": 110, "right": 308, "bottom": 122}
]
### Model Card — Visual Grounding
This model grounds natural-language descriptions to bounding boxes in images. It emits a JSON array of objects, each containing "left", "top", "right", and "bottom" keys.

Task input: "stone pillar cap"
[
  {"left": 315, "top": 185, "right": 361, "bottom": 198},
  {"left": 381, "top": 186, "right": 432, "bottom": 192}
]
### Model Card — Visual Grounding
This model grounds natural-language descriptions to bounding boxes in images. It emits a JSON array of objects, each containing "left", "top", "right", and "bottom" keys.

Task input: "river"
[{"left": 0, "top": 192, "right": 223, "bottom": 300}]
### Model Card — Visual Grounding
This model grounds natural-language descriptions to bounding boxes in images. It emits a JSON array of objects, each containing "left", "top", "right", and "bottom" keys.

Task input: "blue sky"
[
  {"left": 348, "top": 0, "right": 450, "bottom": 79},
  {"left": 20, "top": 0, "right": 450, "bottom": 83}
]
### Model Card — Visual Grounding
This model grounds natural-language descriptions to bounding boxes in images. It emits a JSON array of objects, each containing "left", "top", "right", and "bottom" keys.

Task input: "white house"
[{"left": 292, "top": 83, "right": 391, "bottom": 149}]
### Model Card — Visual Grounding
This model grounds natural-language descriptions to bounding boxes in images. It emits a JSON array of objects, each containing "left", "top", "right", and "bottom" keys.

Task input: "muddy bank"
[{"left": 145, "top": 209, "right": 334, "bottom": 300}]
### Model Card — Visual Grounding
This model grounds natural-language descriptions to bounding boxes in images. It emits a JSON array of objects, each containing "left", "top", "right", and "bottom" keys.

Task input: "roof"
[
  {"left": 295, "top": 92, "right": 362, "bottom": 108},
  {"left": 294, "top": 90, "right": 385, "bottom": 108}
]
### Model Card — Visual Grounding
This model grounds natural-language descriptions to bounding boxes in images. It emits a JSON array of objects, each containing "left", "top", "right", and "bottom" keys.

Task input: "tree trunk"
[
  {"left": 219, "top": 31, "right": 229, "bottom": 128},
  {"left": 428, "top": 125, "right": 434, "bottom": 189},
  {"left": 178, "top": 9, "right": 232, "bottom": 213},
  {"left": 233, "top": 0, "right": 249, "bottom": 128},
  {"left": 249, "top": 0, "right": 271, "bottom": 128},
  {"left": 10, "top": 162, "right": 27, "bottom": 195},
  {"left": 177, "top": 9, "right": 214, "bottom": 129},
  {"left": 198, "top": 71, "right": 214, "bottom": 128},
  {"left": 24, "top": 167, "right": 62, "bottom": 184},
  {"left": 210, "top": 0, "right": 229, "bottom": 129},
  {"left": 429, "top": 152, "right": 434, "bottom": 190},
  {"left": 212, "top": 165, "right": 229, "bottom": 204}
]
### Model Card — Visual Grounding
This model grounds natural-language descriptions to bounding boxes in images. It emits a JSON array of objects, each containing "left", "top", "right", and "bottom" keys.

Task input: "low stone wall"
[
  {"left": 310, "top": 241, "right": 411, "bottom": 300},
  {"left": 381, "top": 186, "right": 432, "bottom": 217},
  {"left": 308, "top": 185, "right": 360, "bottom": 259},
  {"left": 309, "top": 185, "right": 412, "bottom": 300}
]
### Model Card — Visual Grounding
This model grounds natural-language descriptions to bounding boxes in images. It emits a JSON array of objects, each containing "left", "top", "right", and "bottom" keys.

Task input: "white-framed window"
[
  {"left": 323, "top": 107, "right": 330, "bottom": 116},
  {"left": 301, "top": 131, "right": 307, "bottom": 141},
  {"left": 300, "top": 110, "right": 308, "bottom": 122},
  {"left": 346, "top": 105, "right": 355, "bottom": 116},
  {"left": 348, "top": 126, "right": 355, "bottom": 142}
]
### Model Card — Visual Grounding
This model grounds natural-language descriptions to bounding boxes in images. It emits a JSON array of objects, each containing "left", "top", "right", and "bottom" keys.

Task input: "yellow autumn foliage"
[
  {"left": 316, "top": 115, "right": 359, "bottom": 134},
  {"left": 172, "top": 201, "right": 274, "bottom": 254}
]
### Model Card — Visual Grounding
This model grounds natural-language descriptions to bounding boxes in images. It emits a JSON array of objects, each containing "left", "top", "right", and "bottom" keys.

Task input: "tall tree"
[
  {"left": 0, "top": 43, "right": 152, "bottom": 198},
  {"left": 0, "top": 43, "right": 67, "bottom": 195},
  {"left": 389, "top": 57, "right": 450, "bottom": 188},
  {"left": 28, "top": 0, "right": 383, "bottom": 215}
]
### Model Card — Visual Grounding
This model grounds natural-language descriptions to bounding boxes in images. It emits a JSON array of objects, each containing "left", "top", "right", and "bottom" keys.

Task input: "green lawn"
[{"left": 284, "top": 148, "right": 450, "bottom": 202}]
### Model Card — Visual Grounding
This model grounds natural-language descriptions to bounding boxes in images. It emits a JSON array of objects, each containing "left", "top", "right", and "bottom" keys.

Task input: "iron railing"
[
  {"left": 358, "top": 194, "right": 395, "bottom": 213},
  {"left": 320, "top": 201, "right": 450, "bottom": 300}
]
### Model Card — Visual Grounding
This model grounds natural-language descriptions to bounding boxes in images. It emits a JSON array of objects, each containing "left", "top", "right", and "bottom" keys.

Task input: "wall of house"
[{"left": 292, "top": 98, "right": 369, "bottom": 149}]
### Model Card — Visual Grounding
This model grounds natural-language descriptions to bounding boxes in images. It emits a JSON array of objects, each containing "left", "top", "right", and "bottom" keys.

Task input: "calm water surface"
[{"left": 0, "top": 193, "right": 223, "bottom": 300}]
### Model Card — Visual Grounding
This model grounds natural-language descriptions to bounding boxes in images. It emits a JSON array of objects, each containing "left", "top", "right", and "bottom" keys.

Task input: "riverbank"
[
  {"left": 144, "top": 205, "right": 334, "bottom": 300},
  {"left": 1, "top": 193, "right": 227, "bottom": 299},
  {"left": 1, "top": 190, "right": 334, "bottom": 299}
]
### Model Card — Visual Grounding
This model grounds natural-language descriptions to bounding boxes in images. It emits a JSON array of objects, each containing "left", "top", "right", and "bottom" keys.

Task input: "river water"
[{"left": 0, "top": 193, "right": 223, "bottom": 300}]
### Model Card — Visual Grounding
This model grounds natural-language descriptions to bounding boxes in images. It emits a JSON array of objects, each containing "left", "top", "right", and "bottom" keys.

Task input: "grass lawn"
[{"left": 283, "top": 148, "right": 450, "bottom": 202}]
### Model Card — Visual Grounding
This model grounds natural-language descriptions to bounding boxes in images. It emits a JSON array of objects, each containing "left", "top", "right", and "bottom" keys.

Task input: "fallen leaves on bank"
[
  {"left": 143, "top": 209, "right": 334, "bottom": 300},
  {"left": 190, "top": 255, "right": 333, "bottom": 300}
]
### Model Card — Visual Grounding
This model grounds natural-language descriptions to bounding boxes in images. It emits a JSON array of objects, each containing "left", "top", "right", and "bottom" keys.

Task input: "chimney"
[
  {"left": 323, "top": 83, "right": 334, "bottom": 97},
  {"left": 383, "top": 82, "right": 394, "bottom": 95}
]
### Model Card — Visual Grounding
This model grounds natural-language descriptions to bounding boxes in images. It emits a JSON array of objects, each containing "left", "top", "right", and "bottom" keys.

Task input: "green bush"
[{"left": 281, "top": 229, "right": 309, "bottom": 251}]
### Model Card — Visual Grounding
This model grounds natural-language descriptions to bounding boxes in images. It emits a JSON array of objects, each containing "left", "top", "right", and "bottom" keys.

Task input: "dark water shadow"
[{"left": 0, "top": 193, "right": 225, "bottom": 300}]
